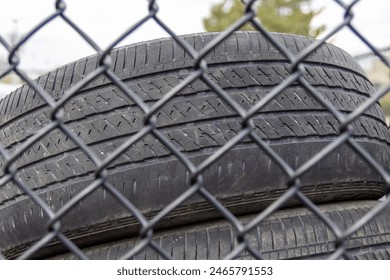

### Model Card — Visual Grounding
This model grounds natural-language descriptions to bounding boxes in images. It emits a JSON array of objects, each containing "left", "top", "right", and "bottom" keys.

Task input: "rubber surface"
[
  {"left": 49, "top": 200, "right": 390, "bottom": 260},
  {"left": 0, "top": 32, "right": 389, "bottom": 258}
]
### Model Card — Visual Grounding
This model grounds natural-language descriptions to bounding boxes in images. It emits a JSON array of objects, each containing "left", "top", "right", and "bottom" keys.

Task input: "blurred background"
[{"left": 1, "top": 0, "right": 389, "bottom": 121}]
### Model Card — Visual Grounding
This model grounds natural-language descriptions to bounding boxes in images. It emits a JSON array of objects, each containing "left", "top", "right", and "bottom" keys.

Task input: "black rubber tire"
[
  {"left": 0, "top": 32, "right": 389, "bottom": 258},
  {"left": 49, "top": 200, "right": 390, "bottom": 260}
]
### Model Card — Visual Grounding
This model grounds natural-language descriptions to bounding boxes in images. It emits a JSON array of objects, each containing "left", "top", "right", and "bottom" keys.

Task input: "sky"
[{"left": 0, "top": 0, "right": 389, "bottom": 92}]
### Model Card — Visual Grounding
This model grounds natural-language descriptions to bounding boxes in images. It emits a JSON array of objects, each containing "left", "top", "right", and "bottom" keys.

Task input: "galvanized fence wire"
[
  {"left": 0, "top": 0, "right": 389, "bottom": 260},
  {"left": 355, "top": 47, "right": 390, "bottom": 121},
  {"left": 355, "top": 46, "right": 390, "bottom": 88}
]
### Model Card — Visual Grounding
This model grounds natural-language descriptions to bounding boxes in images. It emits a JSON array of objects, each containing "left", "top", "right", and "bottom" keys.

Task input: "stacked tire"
[{"left": 0, "top": 32, "right": 389, "bottom": 260}]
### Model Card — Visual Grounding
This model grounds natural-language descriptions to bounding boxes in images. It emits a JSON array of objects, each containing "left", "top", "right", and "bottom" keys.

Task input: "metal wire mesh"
[{"left": 0, "top": 0, "right": 389, "bottom": 260}]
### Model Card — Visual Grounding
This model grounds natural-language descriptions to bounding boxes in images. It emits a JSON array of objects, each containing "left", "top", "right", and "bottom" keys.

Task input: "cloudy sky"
[{"left": 0, "top": 0, "right": 389, "bottom": 75}]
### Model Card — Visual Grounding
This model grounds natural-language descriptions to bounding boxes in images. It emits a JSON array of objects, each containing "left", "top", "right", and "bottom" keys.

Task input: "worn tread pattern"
[
  {"left": 0, "top": 64, "right": 384, "bottom": 150},
  {"left": 0, "top": 32, "right": 368, "bottom": 124},
  {"left": 0, "top": 32, "right": 389, "bottom": 258},
  {"left": 49, "top": 201, "right": 390, "bottom": 260}
]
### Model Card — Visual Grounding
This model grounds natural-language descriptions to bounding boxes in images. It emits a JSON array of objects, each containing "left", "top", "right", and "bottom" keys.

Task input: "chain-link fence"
[{"left": 0, "top": 0, "right": 389, "bottom": 260}]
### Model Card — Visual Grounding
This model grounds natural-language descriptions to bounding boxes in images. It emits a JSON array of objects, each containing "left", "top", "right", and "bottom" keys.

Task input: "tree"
[{"left": 203, "top": 0, "right": 325, "bottom": 38}]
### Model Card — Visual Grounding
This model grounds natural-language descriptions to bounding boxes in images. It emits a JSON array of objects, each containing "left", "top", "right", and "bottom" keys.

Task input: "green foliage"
[
  {"left": 203, "top": 0, "right": 325, "bottom": 38},
  {"left": 380, "top": 96, "right": 390, "bottom": 120}
]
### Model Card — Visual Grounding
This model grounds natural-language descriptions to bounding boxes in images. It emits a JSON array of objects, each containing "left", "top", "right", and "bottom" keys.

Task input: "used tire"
[
  {"left": 0, "top": 32, "right": 389, "bottom": 258},
  {"left": 50, "top": 200, "right": 390, "bottom": 260}
]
